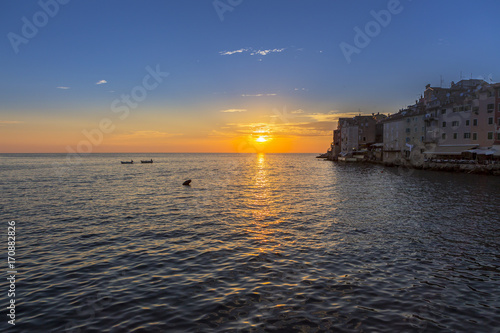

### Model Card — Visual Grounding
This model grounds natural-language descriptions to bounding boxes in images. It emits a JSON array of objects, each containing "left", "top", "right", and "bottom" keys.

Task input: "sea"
[{"left": 1, "top": 153, "right": 499, "bottom": 332}]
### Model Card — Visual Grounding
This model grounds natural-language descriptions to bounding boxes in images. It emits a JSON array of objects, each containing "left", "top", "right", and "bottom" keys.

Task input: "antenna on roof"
[
  {"left": 460, "top": 71, "right": 463, "bottom": 80},
  {"left": 440, "top": 75, "right": 443, "bottom": 87}
]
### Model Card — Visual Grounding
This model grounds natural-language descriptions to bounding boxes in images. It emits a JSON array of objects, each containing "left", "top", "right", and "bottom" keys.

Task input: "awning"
[
  {"left": 464, "top": 149, "right": 495, "bottom": 155},
  {"left": 492, "top": 146, "right": 500, "bottom": 156},
  {"left": 423, "top": 145, "right": 478, "bottom": 155}
]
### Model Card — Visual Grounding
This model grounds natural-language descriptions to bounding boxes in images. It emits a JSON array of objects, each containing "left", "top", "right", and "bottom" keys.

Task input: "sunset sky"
[{"left": 1, "top": 0, "right": 499, "bottom": 153}]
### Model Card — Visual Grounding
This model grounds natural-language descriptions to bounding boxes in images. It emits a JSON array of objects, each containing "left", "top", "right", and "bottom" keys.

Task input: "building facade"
[
  {"left": 381, "top": 79, "right": 500, "bottom": 162},
  {"left": 382, "top": 106, "right": 426, "bottom": 164},
  {"left": 336, "top": 114, "right": 387, "bottom": 156},
  {"left": 423, "top": 80, "right": 499, "bottom": 156}
]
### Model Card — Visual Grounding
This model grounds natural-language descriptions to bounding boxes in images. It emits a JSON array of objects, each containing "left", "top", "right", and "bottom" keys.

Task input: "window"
[
  {"left": 473, "top": 119, "right": 478, "bottom": 126},
  {"left": 488, "top": 132, "right": 493, "bottom": 140},
  {"left": 414, "top": 127, "right": 418, "bottom": 133},
  {"left": 453, "top": 133, "right": 458, "bottom": 139},
  {"left": 473, "top": 133, "right": 477, "bottom": 140},
  {"left": 406, "top": 128, "right": 411, "bottom": 133},
  {"left": 442, "top": 121, "right": 446, "bottom": 127},
  {"left": 488, "top": 117, "right": 493, "bottom": 125},
  {"left": 363, "top": 137, "right": 366, "bottom": 141},
  {"left": 473, "top": 106, "right": 479, "bottom": 112},
  {"left": 453, "top": 107, "right": 458, "bottom": 112},
  {"left": 442, "top": 133, "right": 446, "bottom": 140},
  {"left": 464, "top": 105, "right": 471, "bottom": 111},
  {"left": 421, "top": 136, "right": 424, "bottom": 142},
  {"left": 465, "top": 120, "right": 470, "bottom": 126},
  {"left": 406, "top": 137, "right": 410, "bottom": 143},
  {"left": 441, "top": 109, "right": 447, "bottom": 114},
  {"left": 487, "top": 104, "right": 494, "bottom": 112},
  {"left": 452, "top": 121, "right": 459, "bottom": 127},
  {"left": 459, "top": 106, "right": 464, "bottom": 112},
  {"left": 464, "top": 133, "right": 471, "bottom": 139}
]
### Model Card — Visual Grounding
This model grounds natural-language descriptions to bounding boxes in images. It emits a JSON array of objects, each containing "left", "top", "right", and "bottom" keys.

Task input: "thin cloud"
[
  {"left": 241, "top": 93, "right": 277, "bottom": 97},
  {"left": 250, "top": 48, "right": 285, "bottom": 56},
  {"left": 219, "top": 48, "right": 249, "bottom": 56},
  {"left": 437, "top": 38, "right": 450, "bottom": 46},
  {"left": 221, "top": 109, "right": 247, "bottom": 113},
  {"left": 220, "top": 47, "right": 285, "bottom": 56},
  {"left": 299, "top": 113, "right": 337, "bottom": 122},
  {"left": 214, "top": 121, "right": 332, "bottom": 138},
  {"left": 96, "top": 80, "right": 107, "bottom": 85},
  {"left": 112, "top": 131, "right": 180, "bottom": 140},
  {"left": 296, "top": 112, "right": 359, "bottom": 122},
  {"left": 212, "top": 110, "right": 351, "bottom": 138},
  {"left": 57, "top": 86, "right": 70, "bottom": 89},
  {"left": 0, "top": 120, "right": 22, "bottom": 125},
  {"left": 291, "top": 121, "right": 336, "bottom": 132}
]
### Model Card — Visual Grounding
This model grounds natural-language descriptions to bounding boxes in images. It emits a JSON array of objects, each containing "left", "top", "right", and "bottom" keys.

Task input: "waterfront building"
[
  {"left": 334, "top": 113, "right": 387, "bottom": 158},
  {"left": 331, "top": 129, "right": 341, "bottom": 157},
  {"left": 494, "top": 83, "right": 500, "bottom": 145},
  {"left": 423, "top": 80, "right": 500, "bottom": 158},
  {"left": 379, "top": 79, "right": 500, "bottom": 163},
  {"left": 382, "top": 105, "right": 426, "bottom": 164},
  {"left": 326, "top": 79, "right": 500, "bottom": 163}
]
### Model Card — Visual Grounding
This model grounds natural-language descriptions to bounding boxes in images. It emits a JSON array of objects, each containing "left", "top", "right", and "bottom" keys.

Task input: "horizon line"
[{"left": 0, "top": 152, "right": 319, "bottom": 154}]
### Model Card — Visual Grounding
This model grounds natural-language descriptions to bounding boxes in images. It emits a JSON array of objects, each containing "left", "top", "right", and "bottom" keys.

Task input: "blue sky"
[{"left": 1, "top": 0, "right": 499, "bottom": 152}]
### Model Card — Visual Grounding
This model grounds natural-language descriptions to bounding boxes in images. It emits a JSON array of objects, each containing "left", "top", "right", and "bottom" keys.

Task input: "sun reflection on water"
[{"left": 243, "top": 153, "right": 285, "bottom": 252}]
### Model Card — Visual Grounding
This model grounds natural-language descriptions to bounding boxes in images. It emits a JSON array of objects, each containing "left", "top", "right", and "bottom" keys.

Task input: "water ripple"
[{"left": 1, "top": 153, "right": 499, "bottom": 332}]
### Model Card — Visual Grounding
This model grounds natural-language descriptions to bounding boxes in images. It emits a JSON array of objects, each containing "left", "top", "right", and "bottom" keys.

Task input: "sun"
[{"left": 255, "top": 136, "right": 268, "bottom": 143}]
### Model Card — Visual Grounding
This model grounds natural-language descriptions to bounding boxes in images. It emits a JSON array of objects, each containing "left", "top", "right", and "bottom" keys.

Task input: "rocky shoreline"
[
  {"left": 328, "top": 155, "right": 500, "bottom": 175},
  {"left": 381, "top": 161, "right": 500, "bottom": 175}
]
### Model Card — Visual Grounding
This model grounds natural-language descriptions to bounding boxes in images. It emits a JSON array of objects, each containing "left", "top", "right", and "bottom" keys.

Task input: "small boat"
[
  {"left": 141, "top": 159, "right": 153, "bottom": 163},
  {"left": 121, "top": 160, "right": 134, "bottom": 164}
]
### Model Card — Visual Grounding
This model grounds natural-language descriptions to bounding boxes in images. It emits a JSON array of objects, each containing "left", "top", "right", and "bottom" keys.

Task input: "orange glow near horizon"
[
  {"left": 0, "top": 131, "right": 330, "bottom": 153},
  {"left": 0, "top": 113, "right": 333, "bottom": 153}
]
